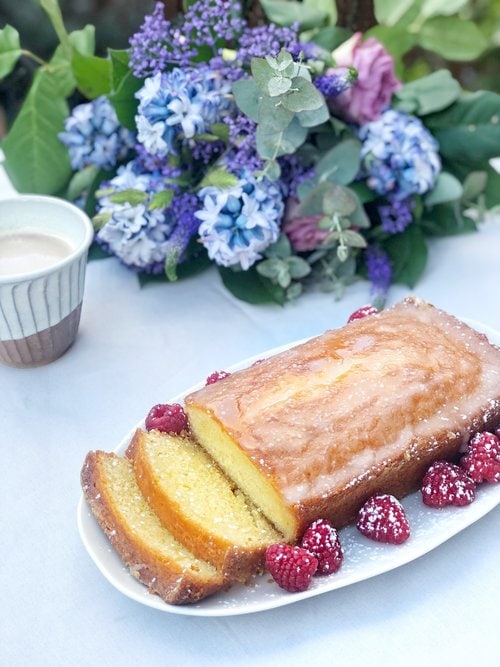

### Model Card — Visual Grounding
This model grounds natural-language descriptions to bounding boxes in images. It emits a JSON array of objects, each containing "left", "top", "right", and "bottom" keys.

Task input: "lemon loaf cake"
[
  {"left": 126, "top": 429, "right": 283, "bottom": 581},
  {"left": 81, "top": 451, "right": 225, "bottom": 605},
  {"left": 185, "top": 298, "right": 500, "bottom": 541}
]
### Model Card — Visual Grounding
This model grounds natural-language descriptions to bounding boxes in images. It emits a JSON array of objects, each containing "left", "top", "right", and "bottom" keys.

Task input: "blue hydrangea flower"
[
  {"left": 95, "top": 161, "right": 198, "bottom": 273},
  {"left": 59, "top": 96, "right": 135, "bottom": 171},
  {"left": 195, "top": 176, "right": 284, "bottom": 270},
  {"left": 359, "top": 109, "right": 441, "bottom": 200},
  {"left": 135, "top": 67, "right": 233, "bottom": 158}
]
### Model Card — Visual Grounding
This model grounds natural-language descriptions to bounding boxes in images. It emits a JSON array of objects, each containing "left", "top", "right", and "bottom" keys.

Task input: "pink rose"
[
  {"left": 282, "top": 198, "right": 329, "bottom": 252},
  {"left": 329, "top": 33, "right": 401, "bottom": 125}
]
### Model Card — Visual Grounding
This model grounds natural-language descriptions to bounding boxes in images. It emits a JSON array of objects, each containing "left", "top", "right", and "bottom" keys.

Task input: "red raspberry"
[
  {"left": 347, "top": 305, "right": 379, "bottom": 323},
  {"left": 145, "top": 403, "right": 188, "bottom": 435},
  {"left": 356, "top": 494, "right": 410, "bottom": 544},
  {"left": 300, "top": 519, "right": 343, "bottom": 575},
  {"left": 205, "top": 370, "right": 231, "bottom": 385},
  {"left": 265, "top": 544, "right": 318, "bottom": 593},
  {"left": 421, "top": 460, "right": 475, "bottom": 508},
  {"left": 460, "top": 431, "right": 500, "bottom": 484}
]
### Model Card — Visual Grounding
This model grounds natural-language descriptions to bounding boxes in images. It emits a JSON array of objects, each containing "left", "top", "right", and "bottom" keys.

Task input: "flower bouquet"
[{"left": 1, "top": 0, "right": 499, "bottom": 306}]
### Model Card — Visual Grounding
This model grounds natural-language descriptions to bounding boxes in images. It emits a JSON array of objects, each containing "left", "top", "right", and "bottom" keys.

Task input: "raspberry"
[
  {"left": 265, "top": 544, "right": 318, "bottom": 593},
  {"left": 460, "top": 431, "right": 500, "bottom": 484},
  {"left": 356, "top": 494, "right": 410, "bottom": 544},
  {"left": 421, "top": 460, "right": 475, "bottom": 508},
  {"left": 205, "top": 370, "right": 231, "bottom": 385},
  {"left": 300, "top": 519, "right": 343, "bottom": 575},
  {"left": 347, "top": 305, "right": 379, "bottom": 323},
  {"left": 145, "top": 403, "right": 188, "bottom": 435}
]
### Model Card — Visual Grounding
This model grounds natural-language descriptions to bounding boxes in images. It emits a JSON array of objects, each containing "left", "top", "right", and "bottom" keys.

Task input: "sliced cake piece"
[
  {"left": 80, "top": 451, "right": 225, "bottom": 605},
  {"left": 126, "top": 429, "right": 283, "bottom": 581},
  {"left": 185, "top": 297, "right": 500, "bottom": 541}
]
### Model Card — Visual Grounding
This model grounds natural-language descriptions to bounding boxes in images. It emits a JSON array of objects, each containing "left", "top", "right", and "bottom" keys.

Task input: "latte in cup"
[
  {"left": 0, "top": 195, "right": 94, "bottom": 367},
  {"left": 0, "top": 230, "right": 75, "bottom": 276}
]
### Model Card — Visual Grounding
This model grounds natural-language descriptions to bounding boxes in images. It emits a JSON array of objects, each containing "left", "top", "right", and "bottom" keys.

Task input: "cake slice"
[
  {"left": 80, "top": 451, "right": 225, "bottom": 605},
  {"left": 126, "top": 429, "right": 283, "bottom": 581},
  {"left": 185, "top": 297, "right": 500, "bottom": 541}
]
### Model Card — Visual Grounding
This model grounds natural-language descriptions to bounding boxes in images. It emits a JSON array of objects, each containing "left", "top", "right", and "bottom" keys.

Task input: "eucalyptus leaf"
[
  {"left": 461, "top": 171, "right": 488, "bottom": 202},
  {"left": 316, "top": 139, "right": 362, "bottom": 185},
  {"left": 394, "top": 70, "right": 461, "bottom": 115},
  {"left": 232, "top": 78, "right": 260, "bottom": 122},
  {"left": 296, "top": 103, "right": 330, "bottom": 128},
  {"left": 425, "top": 172, "right": 463, "bottom": 206},
  {"left": 281, "top": 77, "right": 324, "bottom": 112},
  {"left": 322, "top": 184, "right": 357, "bottom": 216},
  {"left": 0, "top": 25, "right": 22, "bottom": 79},
  {"left": 262, "top": 159, "right": 281, "bottom": 182},
  {"left": 268, "top": 76, "right": 293, "bottom": 97},
  {"left": 258, "top": 95, "right": 294, "bottom": 132},
  {"left": 341, "top": 229, "right": 368, "bottom": 248},
  {"left": 286, "top": 256, "right": 312, "bottom": 279},
  {"left": 265, "top": 234, "right": 292, "bottom": 259},
  {"left": 417, "top": 18, "right": 488, "bottom": 61}
]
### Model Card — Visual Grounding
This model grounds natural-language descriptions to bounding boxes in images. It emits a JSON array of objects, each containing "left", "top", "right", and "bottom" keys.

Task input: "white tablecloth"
[{"left": 1, "top": 164, "right": 499, "bottom": 667}]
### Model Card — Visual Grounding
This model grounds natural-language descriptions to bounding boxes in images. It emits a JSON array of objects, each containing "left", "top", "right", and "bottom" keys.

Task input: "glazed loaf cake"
[
  {"left": 81, "top": 451, "right": 225, "bottom": 604},
  {"left": 125, "top": 428, "right": 282, "bottom": 581},
  {"left": 185, "top": 298, "right": 500, "bottom": 541}
]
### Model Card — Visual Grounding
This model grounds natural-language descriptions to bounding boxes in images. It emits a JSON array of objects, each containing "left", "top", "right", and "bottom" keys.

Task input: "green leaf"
[
  {"left": 198, "top": 167, "right": 239, "bottom": 189},
  {"left": 149, "top": 189, "right": 174, "bottom": 210},
  {"left": 65, "top": 165, "right": 98, "bottom": 202},
  {"left": 425, "top": 172, "right": 463, "bottom": 206},
  {"left": 322, "top": 184, "right": 357, "bottom": 216},
  {"left": 286, "top": 255, "right": 311, "bottom": 279},
  {"left": 483, "top": 165, "right": 500, "bottom": 210},
  {"left": 311, "top": 26, "right": 352, "bottom": 51},
  {"left": 251, "top": 57, "right": 275, "bottom": 90},
  {"left": 417, "top": 18, "right": 488, "bottom": 61},
  {"left": 374, "top": 0, "right": 415, "bottom": 26},
  {"left": 304, "top": 0, "right": 337, "bottom": 24},
  {"left": 40, "top": 0, "right": 72, "bottom": 58},
  {"left": 256, "top": 117, "right": 308, "bottom": 159},
  {"left": 108, "top": 49, "right": 130, "bottom": 90},
  {"left": 420, "top": 0, "right": 469, "bottom": 18},
  {"left": 1, "top": 67, "right": 71, "bottom": 194},
  {"left": 383, "top": 224, "right": 428, "bottom": 287},
  {"left": 232, "top": 78, "right": 260, "bottom": 122},
  {"left": 420, "top": 202, "right": 477, "bottom": 235},
  {"left": 424, "top": 91, "right": 500, "bottom": 169},
  {"left": 394, "top": 70, "right": 461, "bottom": 115},
  {"left": 67, "top": 24, "right": 95, "bottom": 57},
  {"left": 218, "top": 266, "right": 286, "bottom": 305},
  {"left": 265, "top": 234, "right": 292, "bottom": 259},
  {"left": 365, "top": 24, "right": 417, "bottom": 63},
  {"left": 108, "top": 67, "right": 142, "bottom": 130},
  {"left": 211, "top": 122, "right": 230, "bottom": 142},
  {"left": 281, "top": 77, "right": 324, "bottom": 112},
  {"left": 259, "top": 0, "right": 328, "bottom": 29},
  {"left": 0, "top": 25, "right": 22, "bottom": 78},
  {"left": 72, "top": 51, "right": 112, "bottom": 99},
  {"left": 108, "top": 189, "right": 148, "bottom": 206},
  {"left": 316, "top": 139, "right": 362, "bottom": 185}
]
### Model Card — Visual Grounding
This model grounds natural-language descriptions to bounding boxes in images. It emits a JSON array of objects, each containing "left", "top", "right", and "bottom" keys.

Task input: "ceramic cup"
[{"left": 0, "top": 195, "right": 94, "bottom": 367}]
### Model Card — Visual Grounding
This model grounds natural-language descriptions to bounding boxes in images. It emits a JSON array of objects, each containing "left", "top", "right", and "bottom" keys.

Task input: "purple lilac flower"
[
  {"left": 314, "top": 67, "right": 357, "bottom": 98},
  {"left": 359, "top": 109, "right": 441, "bottom": 200},
  {"left": 59, "top": 96, "right": 135, "bottom": 171},
  {"left": 278, "top": 155, "right": 315, "bottom": 198},
  {"left": 135, "top": 67, "right": 233, "bottom": 158},
  {"left": 129, "top": 1, "right": 245, "bottom": 78},
  {"left": 378, "top": 197, "right": 414, "bottom": 234},
  {"left": 195, "top": 175, "right": 284, "bottom": 269},
  {"left": 191, "top": 139, "right": 225, "bottom": 164},
  {"left": 365, "top": 246, "right": 392, "bottom": 302},
  {"left": 163, "top": 192, "right": 201, "bottom": 267},
  {"left": 236, "top": 23, "right": 300, "bottom": 63},
  {"left": 95, "top": 161, "right": 180, "bottom": 273},
  {"left": 133, "top": 144, "right": 182, "bottom": 185},
  {"left": 225, "top": 114, "right": 264, "bottom": 174},
  {"left": 129, "top": 2, "right": 196, "bottom": 77}
]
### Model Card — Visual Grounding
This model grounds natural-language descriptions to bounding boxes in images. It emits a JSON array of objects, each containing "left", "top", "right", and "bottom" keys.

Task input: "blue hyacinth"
[
  {"left": 58, "top": 96, "right": 135, "bottom": 171},
  {"left": 135, "top": 67, "right": 233, "bottom": 158},
  {"left": 95, "top": 161, "right": 195, "bottom": 273},
  {"left": 359, "top": 109, "right": 441, "bottom": 200},
  {"left": 195, "top": 176, "right": 284, "bottom": 270}
]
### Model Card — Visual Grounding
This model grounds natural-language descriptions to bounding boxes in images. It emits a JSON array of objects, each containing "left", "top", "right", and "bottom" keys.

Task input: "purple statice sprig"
[
  {"left": 314, "top": 67, "right": 358, "bottom": 99},
  {"left": 365, "top": 245, "right": 392, "bottom": 308}
]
